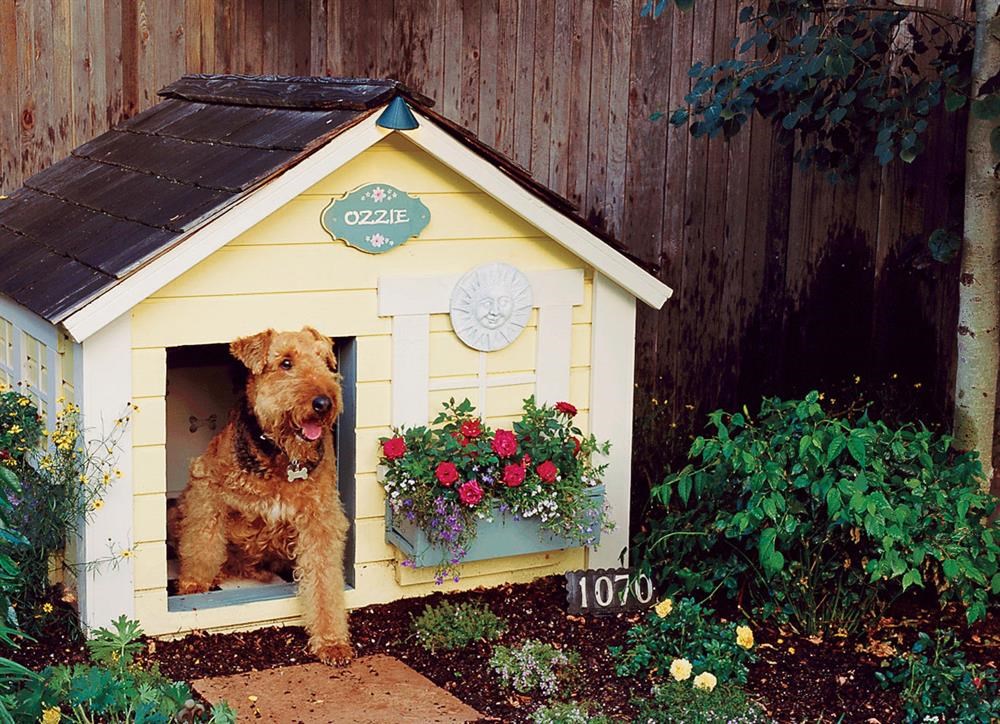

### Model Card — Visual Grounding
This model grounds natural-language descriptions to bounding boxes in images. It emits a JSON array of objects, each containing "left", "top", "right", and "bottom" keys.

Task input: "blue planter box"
[{"left": 385, "top": 485, "right": 605, "bottom": 567}]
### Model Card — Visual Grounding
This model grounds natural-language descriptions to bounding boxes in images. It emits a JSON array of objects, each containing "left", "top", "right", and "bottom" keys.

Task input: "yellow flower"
[
  {"left": 7, "top": 425, "right": 20, "bottom": 435},
  {"left": 17, "top": 397, "right": 29, "bottom": 407},
  {"left": 41, "top": 707, "right": 62, "bottom": 724},
  {"left": 736, "top": 625, "right": 754, "bottom": 650},
  {"left": 669, "top": 658, "right": 693, "bottom": 681},
  {"left": 654, "top": 598, "right": 673, "bottom": 618},
  {"left": 693, "top": 671, "right": 717, "bottom": 692},
  {"left": 41, "top": 602, "right": 53, "bottom": 614},
  {"left": 91, "top": 500, "right": 104, "bottom": 511},
  {"left": 788, "top": 646, "right": 796, "bottom": 655},
  {"left": 120, "top": 549, "right": 133, "bottom": 559}
]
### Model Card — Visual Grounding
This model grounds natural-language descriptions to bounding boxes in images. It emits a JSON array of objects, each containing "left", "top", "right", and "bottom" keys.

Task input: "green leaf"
[
  {"left": 847, "top": 435, "right": 867, "bottom": 466},
  {"left": 942, "top": 558, "right": 959, "bottom": 579},
  {"left": 972, "top": 93, "right": 1000, "bottom": 120},
  {"left": 678, "top": 474, "right": 693, "bottom": 505},
  {"left": 649, "top": 111, "right": 665, "bottom": 122},
  {"left": 899, "top": 147, "right": 917, "bottom": 163},
  {"left": 945, "top": 92, "right": 967, "bottom": 112}
]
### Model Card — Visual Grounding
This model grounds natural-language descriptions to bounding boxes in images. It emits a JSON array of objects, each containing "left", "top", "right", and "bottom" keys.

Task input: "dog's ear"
[
  {"left": 230, "top": 329, "right": 274, "bottom": 375},
  {"left": 302, "top": 325, "right": 330, "bottom": 344}
]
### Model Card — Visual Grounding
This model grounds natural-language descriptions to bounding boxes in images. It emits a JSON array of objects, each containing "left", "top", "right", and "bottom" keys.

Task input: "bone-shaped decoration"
[
  {"left": 188, "top": 414, "right": 218, "bottom": 433},
  {"left": 287, "top": 465, "right": 309, "bottom": 482}
]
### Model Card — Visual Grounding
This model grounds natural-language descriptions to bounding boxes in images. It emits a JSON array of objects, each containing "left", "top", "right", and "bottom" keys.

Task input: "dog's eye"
[{"left": 280, "top": 358, "right": 293, "bottom": 370}]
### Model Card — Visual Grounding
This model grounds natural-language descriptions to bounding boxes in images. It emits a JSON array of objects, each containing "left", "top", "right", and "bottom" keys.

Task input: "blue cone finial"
[{"left": 377, "top": 96, "right": 419, "bottom": 131}]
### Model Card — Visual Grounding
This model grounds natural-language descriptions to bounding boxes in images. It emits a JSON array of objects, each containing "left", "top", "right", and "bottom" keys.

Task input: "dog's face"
[{"left": 231, "top": 327, "right": 342, "bottom": 460}]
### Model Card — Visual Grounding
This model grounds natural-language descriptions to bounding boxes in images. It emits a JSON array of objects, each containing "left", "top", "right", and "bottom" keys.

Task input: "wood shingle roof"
[{"left": 0, "top": 75, "right": 647, "bottom": 326}]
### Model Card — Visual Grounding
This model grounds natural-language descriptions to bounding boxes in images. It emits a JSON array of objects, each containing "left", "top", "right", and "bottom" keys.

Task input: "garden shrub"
[
  {"left": 633, "top": 680, "right": 774, "bottom": 724},
  {"left": 0, "top": 390, "right": 130, "bottom": 633},
  {"left": 636, "top": 392, "right": 1000, "bottom": 634},
  {"left": 411, "top": 599, "right": 506, "bottom": 652},
  {"left": 876, "top": 630, "right": 1000, "bottom": 722},
  {"left": 12, "top": 615, "right": 236, "bottom": 723},
  {"left": 489, "top": 640, "right": 579, "bottom": 697},
  {"left": 610, "top": 597, "right": 756, "bottom": 685}
]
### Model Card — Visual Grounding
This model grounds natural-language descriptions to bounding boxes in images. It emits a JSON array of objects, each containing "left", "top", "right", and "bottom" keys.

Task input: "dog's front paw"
[
  {"left": 313, "top": 641, "right": 354, "bottom": 667},
  {"left": 176, "top": 579, "right": 212, "bottom": 595}
]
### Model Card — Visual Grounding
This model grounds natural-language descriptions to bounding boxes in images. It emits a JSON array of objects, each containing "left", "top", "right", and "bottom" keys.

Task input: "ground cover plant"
[
  {"left": 379, "top": 396, "right": 610, "bottom": 581},
  {"left": 12, "top": 616, "right": 236, "bottom": 723},
  {"left": 637, "top": 392, "right": 1000, "bottom": 635},
  {"left": 633, "top": 679, "right": 774, "bottom": 724},
  {"left": 490, "top": 639, "right": 580, "bottom": 697},
  {"left": 411, "top": 599, "right": 506, "bottom": 652},
  {"left": 876, "top": 629, "right": 1000, "bottom": 722}
]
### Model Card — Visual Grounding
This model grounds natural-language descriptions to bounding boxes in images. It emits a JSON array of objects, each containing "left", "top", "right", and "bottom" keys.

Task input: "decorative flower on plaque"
[
  {"left": 321, "top": 183, "right": 431, "bottom": 254},
  {"left": 450, "top": 262, "right": 533, "bottom": 352}
]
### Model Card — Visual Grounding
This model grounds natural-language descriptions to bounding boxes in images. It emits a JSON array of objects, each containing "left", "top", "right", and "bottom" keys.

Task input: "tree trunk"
[{"left": 953, "top": 0, "right": 1000, "bottom": 491}]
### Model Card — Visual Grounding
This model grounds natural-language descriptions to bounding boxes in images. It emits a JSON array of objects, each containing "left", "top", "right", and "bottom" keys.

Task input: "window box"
[{"left": 385, "top": 485, "right": 605, "bottom": 567}]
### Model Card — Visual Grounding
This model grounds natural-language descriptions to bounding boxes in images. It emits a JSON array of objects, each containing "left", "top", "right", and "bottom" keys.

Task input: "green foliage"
[
  {"left": 610, "top": 597, "right": 756, "bottom": 685},
  {"left": 0, "top": 391, "right": 131, "bottom": 633},
  {"left": 380, "top": 396, "right": 610, "bottom": 582},
  {"left": 637, "top": 392, "right": 1000, "bottom": 635},
  {"left": 876, "top": 630, "right": 1000, "bottom": 722},
  {"left": 633, "top": 680, "right": 774, "bottom": 724},
  {"left": 530, "top": 700, "right": 614, "bottom": 724},
  {"left": 489, "top": 640, "right": 579, "bottom": 698},
  {"left": 411, "top": 599, "right": 506, "bottom": 652},
  {"left": 11, "top": 618, "right": 235, "bottom": 723},
  {"left": 656, "top": 0, "right": 1000, "bottom": 178}
]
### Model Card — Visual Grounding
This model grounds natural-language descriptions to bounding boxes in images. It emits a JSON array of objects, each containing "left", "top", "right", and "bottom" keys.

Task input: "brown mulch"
[{"left": 15, "top": 576, "right": 1000, "bottom": 723}]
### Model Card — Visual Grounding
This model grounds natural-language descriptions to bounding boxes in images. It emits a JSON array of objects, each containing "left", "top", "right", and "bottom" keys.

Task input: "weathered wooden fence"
[{"left": 0, "top": 0, "right": 969, "bottom": 436}]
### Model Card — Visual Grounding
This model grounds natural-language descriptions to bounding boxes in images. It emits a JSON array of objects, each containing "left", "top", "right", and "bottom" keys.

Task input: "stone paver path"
[{"left": 192, "top": 655, "right": 482, "bottom": 723}]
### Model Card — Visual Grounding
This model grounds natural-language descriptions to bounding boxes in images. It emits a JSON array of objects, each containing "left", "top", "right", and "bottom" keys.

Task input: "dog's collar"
[{"left": 235, "top": 399, "right": 324, "bottom": 482}]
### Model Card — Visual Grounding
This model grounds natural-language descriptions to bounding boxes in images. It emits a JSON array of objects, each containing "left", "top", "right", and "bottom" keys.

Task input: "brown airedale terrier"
[{"left": 176, "top": 326, "right": 352, "bottom": 664}]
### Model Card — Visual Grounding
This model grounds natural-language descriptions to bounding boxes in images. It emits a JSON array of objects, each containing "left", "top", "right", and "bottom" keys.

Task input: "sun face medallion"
[{"left": 449, "top": 262, "right": 533, "bottom": 352}]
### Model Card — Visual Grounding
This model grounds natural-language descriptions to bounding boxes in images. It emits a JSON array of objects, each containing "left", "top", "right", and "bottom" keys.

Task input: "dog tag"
[{"left": 287, "top": 465, "right": 309, "bottom": 482}]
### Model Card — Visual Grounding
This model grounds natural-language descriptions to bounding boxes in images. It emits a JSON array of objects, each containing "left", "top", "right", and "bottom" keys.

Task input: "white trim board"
[
  {"left": 56, "top": 103, "right": 671, "bottom": 343},
  {"left": 379, "top": 268, "right": 584, "bottom": 317}
]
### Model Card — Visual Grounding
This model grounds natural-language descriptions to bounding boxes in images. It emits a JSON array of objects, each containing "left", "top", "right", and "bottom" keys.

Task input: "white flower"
[{"left": 371, "top": 186, "right": 386, "bottom": 202}]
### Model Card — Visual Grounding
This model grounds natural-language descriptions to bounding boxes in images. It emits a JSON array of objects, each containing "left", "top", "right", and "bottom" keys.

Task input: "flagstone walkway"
[{"left": 192, "top": 654, "right": 482, "bottom": 723}]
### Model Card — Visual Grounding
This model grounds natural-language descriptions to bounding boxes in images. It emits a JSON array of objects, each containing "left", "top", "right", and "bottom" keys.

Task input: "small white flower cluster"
[
  {"left": 515, "top": 493, "right": 561, "bottom": 523},
  {"left": 490, "top": 640, "right": 570, "bottom": 698}
]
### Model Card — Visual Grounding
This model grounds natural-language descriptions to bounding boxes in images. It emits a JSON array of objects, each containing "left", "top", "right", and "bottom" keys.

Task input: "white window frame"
[{"left": 0, "top": 295, "right": 59, "bottom": 420}]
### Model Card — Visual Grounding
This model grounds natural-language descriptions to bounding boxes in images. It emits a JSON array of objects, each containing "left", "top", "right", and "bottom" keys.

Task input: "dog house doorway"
[{"left": 164, "top": 337, "right": 356, "bottom": 612}]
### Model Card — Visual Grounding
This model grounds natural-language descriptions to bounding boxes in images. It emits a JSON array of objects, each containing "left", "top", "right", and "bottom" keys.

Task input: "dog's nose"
[{"left": 312, "top": 396, "right": 333, "bottom": 414}]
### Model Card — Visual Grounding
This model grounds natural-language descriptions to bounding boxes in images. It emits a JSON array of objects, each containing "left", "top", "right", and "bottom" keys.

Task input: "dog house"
[{"left": 0, "top": 76, "right": 671, "bottom": 637}]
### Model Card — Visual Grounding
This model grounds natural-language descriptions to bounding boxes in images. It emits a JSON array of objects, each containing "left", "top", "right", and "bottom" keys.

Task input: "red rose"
[
  {"left": 382, "top": 436, "right": 406, "bottom": 460},
  {"left": 555, "top": 401, "right": 578, "bottom": 417},
  {"left": 435, "top": 461, "right": 459, "bottom": 486},
  {"left": 458, "top": 480, "right": 484, "bottom": 506},
  {"left": 521, "top": 453, "right": 532, "bottom": 466},
  {"left": 460, "top": 419, "right": 482, "bottom": 439},
  {"left": 502, "top": 463, "right": 526, "bottom": 487},
  {"left": 492, "top": 429, "right": 518, "bottom": 457},
  {"left": 536, "top": 460, "right": 559, "bottom": 483},
  {"left": 973, "top": 676, "right": 984, "bottom": 690},
  {"left": 571, "top": 437, "right": 581, "bottom": 456}
]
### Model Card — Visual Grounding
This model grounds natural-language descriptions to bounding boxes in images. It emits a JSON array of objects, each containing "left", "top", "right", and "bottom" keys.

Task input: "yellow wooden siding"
[{"left": 128, "top": 135, "right": 599, "bottom": 634}]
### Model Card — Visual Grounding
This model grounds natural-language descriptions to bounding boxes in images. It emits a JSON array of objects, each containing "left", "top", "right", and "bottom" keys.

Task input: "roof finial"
[{"left": 376, "top": 96, "right": 419, "bottom": 130}]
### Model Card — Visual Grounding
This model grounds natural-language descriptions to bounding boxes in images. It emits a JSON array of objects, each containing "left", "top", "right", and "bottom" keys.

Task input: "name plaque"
[{"left": 321, "top": 183, "right": 431, "bottom": 254}]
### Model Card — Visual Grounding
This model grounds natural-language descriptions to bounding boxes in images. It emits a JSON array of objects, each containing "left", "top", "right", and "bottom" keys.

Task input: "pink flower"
[
  {"left": 435, "top": 461, "right": 459, "bottom": 486},
  {"left": 458, "top": 480, "right": 483, "bottom": 506},
  {"left": 536, "top": 460, "right": 558, "bottom": 483},
  {"left": 382, "top": 436, "right": 406, "bottom": 460},
  {"left": 502, "top": 463, "right": 526, "bottom": 487},
  {"left": 460, "top": 419, "right": 483, "bottom": 439},
  {"left": 492, "top": 429, "right": 518, "bottom": 457},
  {"left": 555, "top": 401, "right": 578, "bottom": 417}
]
